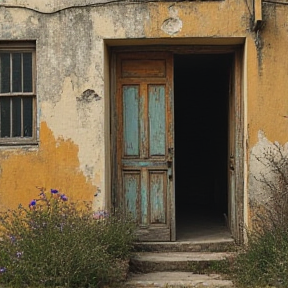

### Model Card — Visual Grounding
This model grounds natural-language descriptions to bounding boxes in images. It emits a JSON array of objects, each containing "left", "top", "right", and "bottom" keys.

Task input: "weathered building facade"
[{"left": 0, "top": 0, "right": 287, "bottom": 243}]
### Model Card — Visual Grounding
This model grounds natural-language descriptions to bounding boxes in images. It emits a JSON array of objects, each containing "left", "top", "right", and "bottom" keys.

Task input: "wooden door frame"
[
  {"left": 231, "top": 48, "right": 244, "bottom": 244},
  {"left": 110, "top": 45, "right": 244, "bottom": 243}
]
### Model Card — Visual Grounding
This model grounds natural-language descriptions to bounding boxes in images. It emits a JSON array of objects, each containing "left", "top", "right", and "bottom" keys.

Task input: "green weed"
[
  {"left": 0, "top": 187, "right": 136, "bottom": 288},
  {"left": 231, "top": 143, "right": 288, "bottom": 288}
]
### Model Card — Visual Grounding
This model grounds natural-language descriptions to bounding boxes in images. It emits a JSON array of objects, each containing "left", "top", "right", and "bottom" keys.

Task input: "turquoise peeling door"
[{"left": 115, "top": 52, "right": 175, "bottom": 241}]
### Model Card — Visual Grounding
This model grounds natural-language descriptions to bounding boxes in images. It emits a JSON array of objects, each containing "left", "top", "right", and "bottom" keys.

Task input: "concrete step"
[
  {"left": 124, "top": 271, "right": 235, "bottom": 287},
  {"left": 130, "top": 251, "right": 236, "bottom": 273},
  {"left": 134, "top": 239, "right": 238, "bottom": 253}
]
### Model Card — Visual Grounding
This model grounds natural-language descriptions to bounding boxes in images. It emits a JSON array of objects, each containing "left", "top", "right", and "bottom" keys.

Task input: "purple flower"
[
  {"left": 29, "top": 199, "right": 36, "bottom": 206},
  {"left": 16, "top": 251, "right": 23, "bottom": 258},
  {"left": 10, "top": 235, "right": 16, "bottom": 243},
  {"left": 29, "top": 199, "right": 37, "bottom": 209},
  {"left": 60, "top": 194, "right": 68, "bottom": 201},
  {"left": 51, "top": 189, "right": 59, "bottom": 194},
  {"left": 0, "top": 267, "right": 6, "bottom": 273},
  {"left": 93, "top": 211, "right": 101, "bottom": 219},
  {"left": 93, "top": 210, "right": 109, "bottom": 220}
]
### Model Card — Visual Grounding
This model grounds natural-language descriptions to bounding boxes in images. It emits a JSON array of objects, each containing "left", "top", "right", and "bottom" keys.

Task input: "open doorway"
[
  {"left": 174, "top": 53, "right": 233, "bottom": 241},
  {"left": 111, "top": 48, "right": 243, "bottom": 242}
]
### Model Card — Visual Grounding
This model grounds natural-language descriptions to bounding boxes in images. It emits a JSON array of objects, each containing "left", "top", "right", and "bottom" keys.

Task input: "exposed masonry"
[
  {"left": 161, "top": 4, "right": 182, "bottom": 35},
  {"left": 249, "top": 130, "right": 288, "bottom": 208},
  {"left": 161, "top": 17, "right": 183, "bottom": 35},
  {"left": 77, "top": 89, "right": 102, "bottom": 103}
]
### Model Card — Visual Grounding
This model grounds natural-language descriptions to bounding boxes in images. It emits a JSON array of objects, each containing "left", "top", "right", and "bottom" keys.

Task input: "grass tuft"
[{"left": 230, "top": 142, "right": 288, "bottom": 288}]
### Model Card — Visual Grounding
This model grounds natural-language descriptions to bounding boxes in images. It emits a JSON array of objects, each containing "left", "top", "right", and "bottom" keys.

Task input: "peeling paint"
[
  {"left": 161, "top": 4, "right": 182, "bottom": 35},
  {"left": 0, "top": 122, "right": 97, "bottom": 212},
  {"left": 161, "top": 17, "right": 182, "bottom": 35},
  {"left": 249, "top": 131, "right": 276, "bottom": 203},
  {"left": 40, "top": 74, "right": 105, "bottom": 189},
  {"left": 249, "top": 130, "right": 288, "bottom": 228},
  {"left": 76, "top": 89, "right": 101, "bottom": 103}
]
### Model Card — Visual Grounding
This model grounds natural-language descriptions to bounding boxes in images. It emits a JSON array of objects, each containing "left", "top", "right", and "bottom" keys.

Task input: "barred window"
[{"left": 0, "top": 42, "right": 36, "bottom": 145}]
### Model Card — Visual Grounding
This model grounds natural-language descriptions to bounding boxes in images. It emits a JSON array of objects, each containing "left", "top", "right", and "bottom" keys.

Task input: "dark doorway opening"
[{"left": 174, "top": 53, "right": 233, "bottom": 240}]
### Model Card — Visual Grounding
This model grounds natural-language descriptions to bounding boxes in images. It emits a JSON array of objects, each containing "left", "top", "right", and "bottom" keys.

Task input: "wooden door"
[
  {"left": 228, "top": 49, "right": 243, "bottom": 244},
  {"left": 114, "top": 52, "right": 175, "bottom": 241}
]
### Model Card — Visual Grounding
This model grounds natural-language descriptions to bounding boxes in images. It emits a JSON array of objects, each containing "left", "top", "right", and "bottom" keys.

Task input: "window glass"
[
  {"left": 0, "top": 53, "right": 10, "bottom": 93},
  {"left": 23, "top": 53, "right": 32, "bottom": 92},
  {"left": 23, "top": 97, "right": 32, "bottom": 137},
  {"left": 12, "top": 96, "right": 21, "bottom": 137},
  {"left": 12, "top": 53, "right": 22, "bottom": 93},
  {"left": 0, "top": 97, "right": 11, "bottom": 137}
]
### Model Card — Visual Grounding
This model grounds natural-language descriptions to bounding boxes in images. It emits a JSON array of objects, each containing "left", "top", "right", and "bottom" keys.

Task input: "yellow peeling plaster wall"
[
  {"left": 0, "top": 2, "right": 105, "bottom": 211},
  {"left": 247, "top": 3, "right": 288, "bottom": 229},
  {"left": 0, "top": 122, "right": 95, "bottom": 211},
  {"left": 248, "top": 5, "right": 288, "bottom": 146},
  {"left": 1, "top": 0, "right": 288, "bottom": 232}
]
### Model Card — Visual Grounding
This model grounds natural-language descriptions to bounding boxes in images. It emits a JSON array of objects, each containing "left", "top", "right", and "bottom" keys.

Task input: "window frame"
[{"left": 0, "top": 41, "right": 37, "bottom": 145}]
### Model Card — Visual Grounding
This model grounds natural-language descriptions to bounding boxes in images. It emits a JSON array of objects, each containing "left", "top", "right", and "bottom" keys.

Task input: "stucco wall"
[
  {"left": 246, "top": 3, "right": 288, "bottom": 229},
  {"left": 1, "top": 0, "right": 288, "bottom": 232}
]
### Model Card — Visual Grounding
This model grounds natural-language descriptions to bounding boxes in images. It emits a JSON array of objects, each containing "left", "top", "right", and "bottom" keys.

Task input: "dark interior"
[{"left": 174, "top": 53, "right": 233, "bottom": 239}]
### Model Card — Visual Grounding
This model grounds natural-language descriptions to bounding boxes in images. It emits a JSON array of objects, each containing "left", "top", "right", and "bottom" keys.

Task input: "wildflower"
[
  {"left": 93, "top": 210, "right": 109, "bottom": 220},
  {"left": 93, "top": 211, "right": 102, "bottom": 219},
  {"left": 16, "top": 251, "right": 23, "bottom": 258},
  {"left": 0, "top": 267, "right": 6, "bottom": 273},
  {"left": 51, "top": 189, "right": 60, "bottom": 199},
  {"left": 29, "top": 199, "right": 37, "bottom": 210},
  {"left": 60, "top": 194, "right": 68, "bottom": 201},
  {"left": 10, "top": 235, "right": 16, "bottom": 243}
]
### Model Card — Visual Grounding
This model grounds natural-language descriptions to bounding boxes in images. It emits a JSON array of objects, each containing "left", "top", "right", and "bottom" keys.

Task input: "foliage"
[
  {"left": 231, "top": 227, "right": 288, "bottom": 287},
  {"left": 231, "top": 142, "right": 288, "bottom": 288},
  {"left": 0, "top": 187, "right": 136, "bottom": 288}
]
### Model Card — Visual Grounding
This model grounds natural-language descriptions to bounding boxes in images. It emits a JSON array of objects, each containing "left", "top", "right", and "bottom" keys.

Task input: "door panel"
[
  {"left": 115, "top": 52, "right": 174, "bottom": 241},
  {"left": 149, "top": 86, "right": 166, "bottom": 156},
  {"left": 150, "top": 171, "right": 166, "bottom": 224},
  {"left": 123, "top": 86, "right": 140, "bottom": 156}
]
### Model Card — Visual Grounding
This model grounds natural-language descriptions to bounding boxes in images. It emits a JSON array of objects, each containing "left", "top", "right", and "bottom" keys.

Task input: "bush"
[
  {"left": 231, "top": 227, "right": 288, "bottom": 287},
  {"left": 0, "top": 187, "right": 136, "bottom": 288},
  {"left": 231, "top": 142, "right": 288, "bottom": 288}
]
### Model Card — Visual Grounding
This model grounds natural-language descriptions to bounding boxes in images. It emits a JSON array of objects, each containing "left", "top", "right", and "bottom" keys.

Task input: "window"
[{"left": 0, "top": 41, "right": 36, "bottom": 145}]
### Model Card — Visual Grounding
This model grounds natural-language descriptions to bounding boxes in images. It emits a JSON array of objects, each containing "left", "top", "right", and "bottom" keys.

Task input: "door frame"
[{"left": 110, "top": 45, "right": 244, "bottom": 244}]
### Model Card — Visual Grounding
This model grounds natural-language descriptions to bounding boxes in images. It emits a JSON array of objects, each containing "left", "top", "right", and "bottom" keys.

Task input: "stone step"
[
  {"left": 124, "top": 271, "right": 235, "bottom": 287},
  {"left": 134, "top": 239, "right": 238, "bottom": 253},
  {"left": 130, "top": 251, "right": 236, "bottom": 273}
]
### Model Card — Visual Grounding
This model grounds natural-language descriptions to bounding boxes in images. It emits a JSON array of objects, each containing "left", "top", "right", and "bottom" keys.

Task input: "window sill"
[{"left": 0, "top": 140, "right": 39, "bottom": 150}]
